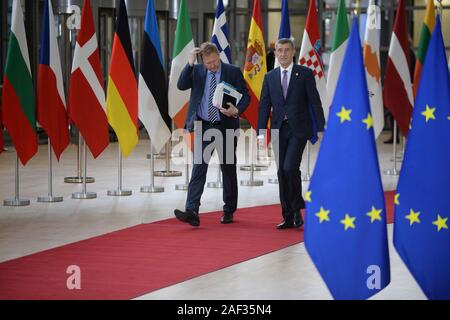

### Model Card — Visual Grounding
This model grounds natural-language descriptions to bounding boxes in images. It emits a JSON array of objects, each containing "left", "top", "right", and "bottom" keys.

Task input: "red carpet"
[{"left": 0, "top": 191, "right": 395, "bottom": 300}]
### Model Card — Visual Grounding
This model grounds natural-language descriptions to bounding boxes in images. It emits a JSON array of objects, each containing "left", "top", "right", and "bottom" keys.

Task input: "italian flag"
[
  {"left": 326, "top": 0, "right": 349, "bottom": 114},
  {"left": 2, "top": 0, "right": 38, "bottom": 165},
  {"left": 413, "top": 0, "right": 435, "bottom": 97},
  {"left": 168, "top": 0, "right": 195, "bottom": 131}
]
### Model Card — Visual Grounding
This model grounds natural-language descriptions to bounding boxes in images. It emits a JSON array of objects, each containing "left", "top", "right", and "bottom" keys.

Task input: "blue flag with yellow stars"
[
  {"left": 393, "top": 16, "right": 450, "bottom": 300},
  {"left": 304, "top": 19, "right": 390, "bottom": 300}
]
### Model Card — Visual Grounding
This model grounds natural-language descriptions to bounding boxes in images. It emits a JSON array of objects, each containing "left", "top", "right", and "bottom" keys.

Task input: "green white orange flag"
[
  {"left": 242, "top": 0, "right": 267, "bottom": 129},
  {"left": 363, "top": 0, "right": 384, "bottom": 138},
  {"left": 413, "top": 0, "right": 435, "bottom": 97},
  {"left": 2, "top": 0, "right": 38, "bottom": 165},
  {"left": 326, "top": 0, "right": 349, "bottom": 119},
  {"left": 106, "top": 0, "right": 138, "bottom": 157},
  {"left": 168, "top": 0, "right": 194, "bottom": 131}
]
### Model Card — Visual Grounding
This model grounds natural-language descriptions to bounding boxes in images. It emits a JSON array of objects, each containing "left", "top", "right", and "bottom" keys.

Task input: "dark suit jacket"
[
  {"left": 177, "top": 63, "right": 250, "bottom": 132},
  {"left": 257, "top": 64, "right": 325, "bottom": 141}
]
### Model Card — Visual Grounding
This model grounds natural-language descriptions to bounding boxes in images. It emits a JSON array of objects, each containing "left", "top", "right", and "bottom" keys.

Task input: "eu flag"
[
  {"left": 393, "top": 16, "right": 450, "bottom": 300},
  {"left": 305, "top": 20, "right": 390, "bottom": 299}
]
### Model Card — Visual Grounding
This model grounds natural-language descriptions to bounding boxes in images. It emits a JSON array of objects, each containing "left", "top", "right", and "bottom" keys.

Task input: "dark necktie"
[{"left": 208, "top": 72, "right": 219, "bottom": 122}]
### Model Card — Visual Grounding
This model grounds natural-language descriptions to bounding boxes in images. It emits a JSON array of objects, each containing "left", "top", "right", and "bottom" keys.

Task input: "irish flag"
[
  {"left": 106, "top": 0, "right": 138, "bottom": 157},
  {"left": 299, "top": 0, "right": 327, "bottom": 118},
  {"left": 326, "top": 0, "right": 349, "bottom": 116},
  {"left": 242, "top": 0, "right": 266, "bottom": 130},
  {"left": 383, "top": 0, "right": 413, "bottom": 137},
  {"left": 2, "top": 0, "right": 38, "bottom": 165},
  {"left": 168, "top": 0, "right": 195, "bottom": 131},
  {"left": 413, "top": 0, "right": 435, "bottom": 97},
  {"left": 363, "top": 0, "right": 384, "bottom": 138}
]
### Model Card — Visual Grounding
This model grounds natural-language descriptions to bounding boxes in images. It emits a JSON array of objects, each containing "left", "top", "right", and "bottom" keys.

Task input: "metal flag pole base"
[
  {"left": 141, "top": 142, "right": 164, "bottom": 193},
  {"left": 176, "top": 143, "right": 191, "bottom": 191},
  {"left": 239, "top": 164, "right": 268, "bottom": 171},
  {"left": 73, "top": 139, "right": 97, "bottom": 199},
  {"left": 65, "top": 132, "right": 94, "bottom": 183},
  {"left": 301, "top": 173, "right": 311, "bottom": 181},
  {"left": 240, "top": 130, "right": 264, "bottom": 186},
  {"left": 240, "top": 179, "right": 264, "bottom": 187},
  {"left": 38, "top": 140, "right": 63, "bottom": 203},
  {"left": 268, "top": 178, "right": 279, "bottom": 184},
  {"left": 383, "top": 122, "right": 400, "bottom": 177},
  {"left": 4, "top": 154, "right": 30, "bottom": 206},
  {"left": 108, "top": 145, "right": 132, "bottom": 196},
  {"left": 207, "top": 166, "right": 223, "bottom": 188},
  {"left": 154, "top": 142, "right": 182, "bottom": 177},
  {"left": 383, "top": 168, "right": 400, "bottom": 176}
]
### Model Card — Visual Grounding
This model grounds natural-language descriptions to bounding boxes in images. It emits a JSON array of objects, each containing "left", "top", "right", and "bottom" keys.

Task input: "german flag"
[{"left": 106, "top": 0, "right": 138, "bottom": 157}]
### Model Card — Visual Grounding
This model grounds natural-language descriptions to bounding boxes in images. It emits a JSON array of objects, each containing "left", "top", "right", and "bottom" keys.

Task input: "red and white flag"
[
  {"left": 298, "top": 0, "right": 327, "bottom": 118},
  {"left": 68, "top": 0, "right": 109, "bottom": 158},
  {"left": 383, "top": 0, "right": 413, "bottom": 136},
  {"left": 37, "top": 0, "right": 69, "bottom": 160}
]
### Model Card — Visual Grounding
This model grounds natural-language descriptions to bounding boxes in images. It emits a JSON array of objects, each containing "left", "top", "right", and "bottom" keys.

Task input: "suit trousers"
[
  {"left": 273, "top": 121, "right": 308, "bottom": 220},
  {"left": 185, "top": 121, "right": 238, "bottom": 214}
]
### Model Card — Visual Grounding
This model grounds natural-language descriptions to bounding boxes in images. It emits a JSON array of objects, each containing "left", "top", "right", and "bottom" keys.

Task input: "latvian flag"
[{"left": 38, "top": 0, "right": 70, "bottom": 160}]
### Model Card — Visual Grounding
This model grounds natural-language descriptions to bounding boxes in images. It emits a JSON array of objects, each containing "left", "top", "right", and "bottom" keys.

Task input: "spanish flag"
[
  {"left": 242, "top": 0, "right": 266, "bottom": 130},
  {"left": 106, "top": 0, "right": 138, "bottom": 157}
]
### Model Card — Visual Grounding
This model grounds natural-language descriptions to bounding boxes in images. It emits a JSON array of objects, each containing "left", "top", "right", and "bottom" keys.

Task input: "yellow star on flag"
[
  {"left": 366, "top": 206, "right": 382, "bottom": 223},
  {"left": 336, "top": 106, "right": 352, "bottom": 123},
  {"left": 394, "top": 193, "right": 400, "bottom": 205},
  {"left": 305, "top": 191, "right": 312, "bottom": 203},
  {"left": 340, "top": 214, "right": 356, "bottom": 230},
  {"left": 315, "top": 207, "right": 330, "bottom": 223},
  {"left": 432, "top": 214, "right": 448, "bottom": 232},
  {"left": 405, "top": 209, "right": 421, "bottom": 226},
  {"left": 362, "top": 113, "right": 373, "bottom": 130},
  {"left": 421, "top": 104, "right": 436, "bottom": 123}
]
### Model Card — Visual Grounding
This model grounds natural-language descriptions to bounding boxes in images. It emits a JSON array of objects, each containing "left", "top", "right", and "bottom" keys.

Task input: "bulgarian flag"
[
  {"left": 242, "top": 0, "right": 267, "bottom": 130},
  {"left": 168, "top": 0, "right": 194, "bottom": 131},
  {"left": 413, "top": 0, "right": 435, "bottom": 97},
  {"left": 299, "top": 0, "right": 327, "bottom": 118},
  {"left": 326, "top": 0, "right": 349, "bottom": 118},
  {"left": 106, "top": 0, "right": 138, "bottom": 157},
  {"left": 2, "top": 0, "right": 38, "bottom": 165},
  {"left": 383, "top": 0, "right": 413, "bottom": 137}
]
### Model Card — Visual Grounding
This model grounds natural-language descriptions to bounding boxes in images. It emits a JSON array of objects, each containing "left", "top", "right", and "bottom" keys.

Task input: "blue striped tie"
[{"left": 208, "top": 72, "right": 219, "bottom": 122}]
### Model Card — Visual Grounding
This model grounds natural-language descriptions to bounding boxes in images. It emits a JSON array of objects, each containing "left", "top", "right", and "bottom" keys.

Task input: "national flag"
[
  {"left": 274, "top": 0, "right": 292, "bottom": 69},
  {"left": 393, "top": 16, "right": 450, "bottom": 300},
  {"left": 168, "top": 0, "right": 195, "bottom": 131},
  {"left": 363, "top": 0, "right": 384, "bottom": 138},
  {"left": 37, "top": 0, "right": 70, "bottom": 160},
  {"left": 106, "top": 0, "right": 138, "bottom": 157},
  {"left": 2, "top": 0, "right": 38, "bottom": 165},
  {"left": 212, "top": 0, "right": 232, "bottom": 63},
  {"left": 138, "top": 0, "right": 171, "bottom": 153},
  {"left": 299, "top": 0, "right": 327, "bottom": 115},
  {"left": 0, "top": 106, "right": 4, "bottom": 153},
  {"left": 68, "top": 0, "right": 109, "bottom": 158},
  {"left": 413, "top": 0, "right": 435, "bottom": 97},
  {"left": 383, "top": 0, "right": 413, "bottom": 136},
  {"left": 242, "top": 0, "right": 266, "bottom": 130},
  {"left": 326, "top": 0, "right": 349, "bottom": 121},
  {"left": 305, "top": 20, "right": 390, "bottom": 300}
]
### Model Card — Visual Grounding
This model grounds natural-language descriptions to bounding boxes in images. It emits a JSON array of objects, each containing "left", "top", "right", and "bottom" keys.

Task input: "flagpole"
[
  {"left": 154, "top": 141, "right": 181, "bottom": 177},
  {"left": 241, "top": 129, "right": 263, "bottom": 186},
  {"left": 64, "top": 132, "right": 94, "bottom": 184},
  {"left": 176, "top": 143, "right": 190, "bottom": 191},
  {"left": 384, "top": 121, "right": 400, "bottom": 176},
  {"left": 4, "top": 153, "right": 30, "bottom": 206},
  {"left": 108, "top": 144, "right": 132, "bottom": 196},
  {"left": 207, "top": 160, "right": 223, "bottom": 188},
  {"left": 141, "top": 141, "right": 164, "bottom": 193},
  {"left": 72, "top": 137, "right": 97, "bottom": 199},
  {"left": 38, "top": 139, "right": 63, "bottom": 202},
  {"left": 301, "top": 142, "right": 312, "bottom": 181}
]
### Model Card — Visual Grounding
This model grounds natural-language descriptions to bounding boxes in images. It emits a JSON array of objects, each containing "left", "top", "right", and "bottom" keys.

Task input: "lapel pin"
[{"left": 296, "top": 73, "right": 299, "bottom": 76}]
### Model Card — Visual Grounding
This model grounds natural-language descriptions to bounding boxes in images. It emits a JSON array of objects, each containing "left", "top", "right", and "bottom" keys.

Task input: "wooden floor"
[{"left": 0, "top": 132, "right": 426, "bottom": 299}]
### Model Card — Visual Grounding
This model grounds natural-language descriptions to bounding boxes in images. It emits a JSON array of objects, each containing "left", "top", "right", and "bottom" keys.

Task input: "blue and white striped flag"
[{"left": 211, "top": 0, "right": 232, "bottom": 63}]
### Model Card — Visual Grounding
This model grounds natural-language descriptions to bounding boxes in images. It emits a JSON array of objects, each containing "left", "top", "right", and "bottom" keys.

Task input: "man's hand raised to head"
[{"left": 188, "top": 48, "right": 201, "bottom": 66}]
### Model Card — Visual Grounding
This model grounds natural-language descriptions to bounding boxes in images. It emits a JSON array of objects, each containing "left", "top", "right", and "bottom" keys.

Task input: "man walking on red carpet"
[
  {"left": 258, "top": 38, "right": 325, "bottom": 229},
  {"left": 174, "top": 42, "right": 250, "bottom": 227}
]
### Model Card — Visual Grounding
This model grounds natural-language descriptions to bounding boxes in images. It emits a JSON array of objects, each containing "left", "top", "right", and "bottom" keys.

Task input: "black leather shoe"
[
  {"left": 293, "top": 212, "right": 304, "bottom": 228},
  {"left": 221, "top": 213, "right": 234, "bottom": 224},
  {"left": 174, "top": 209, "right": 200, "bottom": 227},
  {"left": 277, "top": 220, "right": 294, "bottom": 229}
]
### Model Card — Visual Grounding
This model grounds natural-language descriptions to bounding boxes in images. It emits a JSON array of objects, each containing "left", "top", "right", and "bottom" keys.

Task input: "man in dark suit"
[
  {"left": 258, "top": 38, "right": 325, "bottom": 229},
  {"left": 174, "top": 42, "right": 250, "bottom": 227}
]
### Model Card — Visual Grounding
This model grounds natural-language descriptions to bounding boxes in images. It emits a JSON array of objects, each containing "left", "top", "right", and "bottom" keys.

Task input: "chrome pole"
[
  {"left": 38, "top": 139, "right": 63, "bottom": 202},
  {"left": 4, "top": 154, "right": 30, "bottom": 206},
  {"left": 107, "top": 145, "right": 132, "bottom": 196}
]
